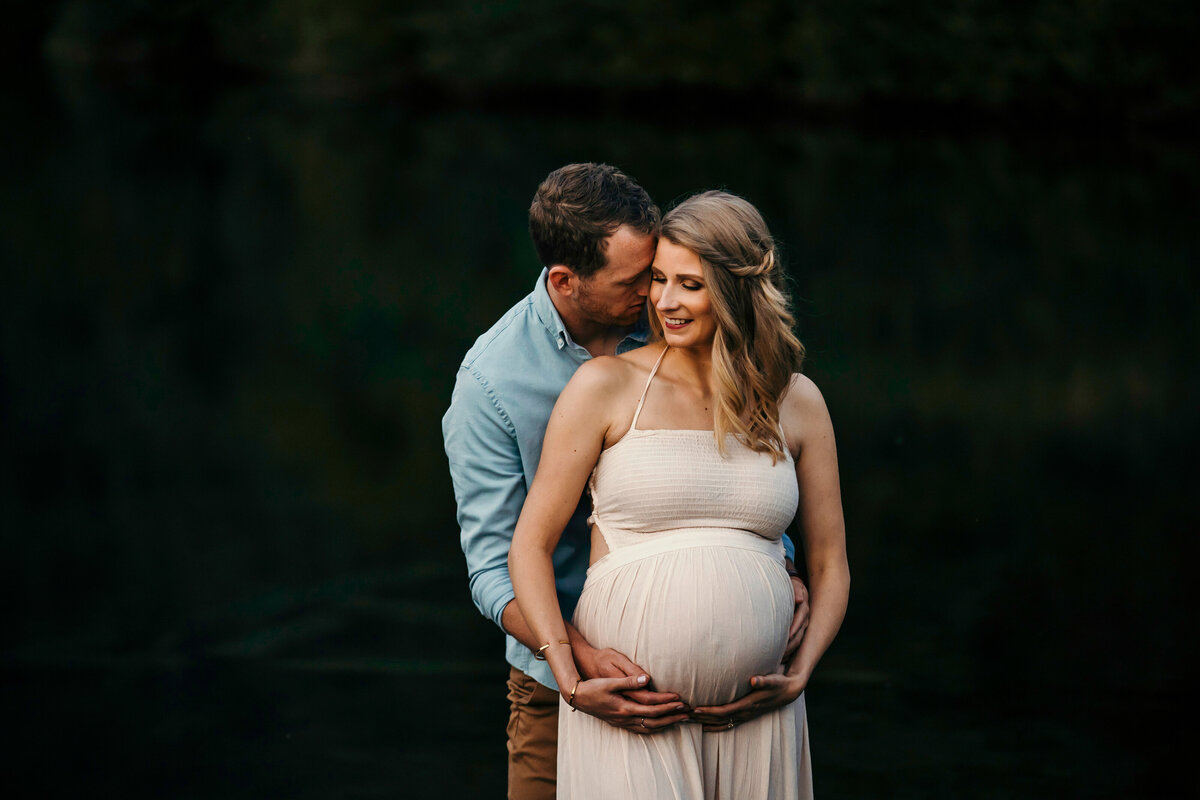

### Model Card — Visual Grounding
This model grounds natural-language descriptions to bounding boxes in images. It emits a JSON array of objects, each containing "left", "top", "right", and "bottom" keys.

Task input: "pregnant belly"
[{"left": 573, "top": 542, "right": 793, "bottom": 707}]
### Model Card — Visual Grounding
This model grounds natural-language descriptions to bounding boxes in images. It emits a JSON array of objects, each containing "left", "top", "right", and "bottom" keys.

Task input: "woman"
[{"left": 509, "top": 191, "right": 849, "bottom": 799}]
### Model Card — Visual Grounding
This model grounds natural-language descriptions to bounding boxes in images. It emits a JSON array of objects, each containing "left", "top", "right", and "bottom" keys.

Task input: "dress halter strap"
[{"left": 629, "top": 346, "right": 669, "bottom": 432}]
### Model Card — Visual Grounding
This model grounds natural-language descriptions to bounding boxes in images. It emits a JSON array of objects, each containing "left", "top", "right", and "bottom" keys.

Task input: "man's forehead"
[
  {"left": 601, "top": 258, "right": 652, "bottom": 281},
  {"left": 598, "top": 228, "right": 655, "bottom": 276},
  {"left": 606, "top": 225, "right": 655, "bottom": 249}
]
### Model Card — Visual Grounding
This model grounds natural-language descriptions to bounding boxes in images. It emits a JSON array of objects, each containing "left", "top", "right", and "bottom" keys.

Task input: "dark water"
[{"left": 2, "top": 62, "right": 1194, "bottom": 797}]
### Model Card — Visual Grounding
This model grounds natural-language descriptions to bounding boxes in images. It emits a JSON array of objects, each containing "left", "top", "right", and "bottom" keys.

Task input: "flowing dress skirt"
[{"left": 557, "top": 529, "right": 813, "bottom": 800}]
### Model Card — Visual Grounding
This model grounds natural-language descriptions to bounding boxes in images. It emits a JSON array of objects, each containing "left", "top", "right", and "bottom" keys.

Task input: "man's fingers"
[
  {"left": 593, "top": 649, "right": 655, "bottom": 682},
  {"left": 603, "top": 651, "right": 642, "bottom": 677},
  {"left": 784, "top": 630, "right": 802, "bottom": 660},
  {"left": 785, "top": 575, "right": 811, "bottom": 658},
  {"left": 783, "top": 637, "right": 801, "bottom": 663},
  {"left": 592, "top": 658, "right": 632, "bottom": 679},
  {"left": 791, "top": 575, "right": 809, "bottom": 605},
  {"left": 784, "top": 623, "right": 807, "bottom": 660}
]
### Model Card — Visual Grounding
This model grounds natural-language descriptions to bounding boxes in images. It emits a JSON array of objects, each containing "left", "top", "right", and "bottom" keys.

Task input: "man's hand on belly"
[
  {"left": 569, "top": 625, "right": 688, "bottom": 710},
  {"left": 783, "top": 571, "right": 811, "bottom": 662}
]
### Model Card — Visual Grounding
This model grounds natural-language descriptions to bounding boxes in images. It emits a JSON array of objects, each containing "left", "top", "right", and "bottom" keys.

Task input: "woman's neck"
[{"left": 663, "top": 342, "right": 715, "bottom": 394}]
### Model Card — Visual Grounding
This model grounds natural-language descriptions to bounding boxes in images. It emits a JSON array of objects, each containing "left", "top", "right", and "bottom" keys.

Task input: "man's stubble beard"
[{"left": 575, "top": 282, "right": 642, "bottom": 328}]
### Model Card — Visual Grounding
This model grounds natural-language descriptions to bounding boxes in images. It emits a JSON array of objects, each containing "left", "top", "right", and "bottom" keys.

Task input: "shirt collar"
[
  {"left": 532, "top": 267, "right": 649, "bottom": 351},
  {"left": 532, "top": 268, "right": 570, "bottom": 349}
]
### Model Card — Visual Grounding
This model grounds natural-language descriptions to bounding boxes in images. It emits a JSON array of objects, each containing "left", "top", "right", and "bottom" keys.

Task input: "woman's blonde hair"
[{"left": 652, "top": 190, "right": 805, "bottom": 462}]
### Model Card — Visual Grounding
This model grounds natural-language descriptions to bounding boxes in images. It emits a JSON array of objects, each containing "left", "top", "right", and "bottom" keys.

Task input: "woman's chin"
[{"left": 661, "top": 328, "right": 713, "bottom": 349}]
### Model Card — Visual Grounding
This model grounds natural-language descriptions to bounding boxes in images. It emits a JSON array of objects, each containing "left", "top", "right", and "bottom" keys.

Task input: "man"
[{"left": 443, "top": 163, "right": 809, "bottom": 799}]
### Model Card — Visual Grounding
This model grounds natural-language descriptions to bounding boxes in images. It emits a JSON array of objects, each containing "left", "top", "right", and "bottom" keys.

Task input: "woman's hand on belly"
[
  {"left": 689, "top": 668, "right": 805, "bottom": 732},
  {"left": 572, "top": 675, "right": 691, "bottom": 734}
]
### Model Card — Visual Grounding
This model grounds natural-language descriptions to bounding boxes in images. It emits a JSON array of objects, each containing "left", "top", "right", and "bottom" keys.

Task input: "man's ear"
[{"left": 546, "top": 265, "right": 577, "bottom": 297}]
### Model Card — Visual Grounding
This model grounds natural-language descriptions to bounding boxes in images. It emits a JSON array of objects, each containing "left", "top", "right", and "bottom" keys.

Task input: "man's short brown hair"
[{"left": 528, "top": 163, "right": 660, "bottom": 279}]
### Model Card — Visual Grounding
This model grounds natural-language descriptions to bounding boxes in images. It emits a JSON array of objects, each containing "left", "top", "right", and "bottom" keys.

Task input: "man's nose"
[{"left": 636, "top": 273, "right": 650, "bottom": 297}]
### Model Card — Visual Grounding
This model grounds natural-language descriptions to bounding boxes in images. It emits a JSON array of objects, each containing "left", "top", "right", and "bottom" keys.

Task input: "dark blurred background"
[{"left": 2, "top": 2, "right": 1196, "bottom": 797}]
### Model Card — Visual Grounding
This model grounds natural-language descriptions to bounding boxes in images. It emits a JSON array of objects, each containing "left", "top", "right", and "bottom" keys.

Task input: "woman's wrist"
[
  {"left": 560, "top": 676, "right": 583, "bottom": 710},
  {"left": 783, "top": 660, "right": 812, "bottom": 687},
  {"left": 546, "top": 647, "right": 579, "bottom": 683},
  {"left": 533, "top": 639, "right": 571, "bottom": 661},
  {"left": 782, "top": 674, "right": 807, "bottom": 701},
  {"left": 567, "top": 634, "right": 599, "bottom": 678}
]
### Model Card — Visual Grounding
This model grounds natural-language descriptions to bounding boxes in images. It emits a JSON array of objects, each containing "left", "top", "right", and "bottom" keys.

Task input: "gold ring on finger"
[
  {"left": 726, "top": 720, "right": 735, "bottom": 729},
  {"left": 640, "top": 718, "right": 647, "bottom": 728}
]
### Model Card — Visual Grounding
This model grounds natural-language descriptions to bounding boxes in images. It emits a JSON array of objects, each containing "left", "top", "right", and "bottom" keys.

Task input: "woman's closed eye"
[{"left": 650, "top": 275, "right": 703, "bottom": 290}]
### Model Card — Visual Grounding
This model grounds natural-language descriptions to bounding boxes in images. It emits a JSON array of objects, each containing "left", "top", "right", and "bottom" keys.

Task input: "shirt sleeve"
[
  {"left": 442, "top": 364, "right": 526, "bottom": 630},
  {"left": 781, "top": 531, "right": 797, "bottom": 564}
]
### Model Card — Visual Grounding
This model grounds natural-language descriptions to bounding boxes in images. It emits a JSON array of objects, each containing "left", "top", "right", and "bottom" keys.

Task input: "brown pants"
[{"left": 506, "top": 666, "right": 560, "bottom": 800}]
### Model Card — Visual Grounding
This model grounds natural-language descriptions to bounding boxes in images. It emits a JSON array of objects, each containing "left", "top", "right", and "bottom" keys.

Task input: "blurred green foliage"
[
  {"left": 40, "top": 0, "right": 1200, "bottom": 122},
  {"left": 4, "top": 53, "right": 1195, "bottom": 707},
  {"left": 4, "top": 5, "right": 1195, "bottom": 793}
]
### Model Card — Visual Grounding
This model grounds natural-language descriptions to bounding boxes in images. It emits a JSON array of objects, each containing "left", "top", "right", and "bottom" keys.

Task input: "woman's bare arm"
[
  {"left": 782, "top": 374, "right": 850, "bottom": 687},
  {"left": 508, "top": 358, "right": 690, "bottom": 733}
]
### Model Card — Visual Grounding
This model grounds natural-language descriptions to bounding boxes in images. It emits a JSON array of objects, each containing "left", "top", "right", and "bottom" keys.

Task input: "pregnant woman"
[{"left": 510, "top": 190, "right": 850, "bottom": 799}]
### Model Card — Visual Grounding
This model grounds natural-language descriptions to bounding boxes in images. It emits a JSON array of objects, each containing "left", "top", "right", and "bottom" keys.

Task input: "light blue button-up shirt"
[{"left": 443, "top": 268, "right": 794, "bottom": 690}]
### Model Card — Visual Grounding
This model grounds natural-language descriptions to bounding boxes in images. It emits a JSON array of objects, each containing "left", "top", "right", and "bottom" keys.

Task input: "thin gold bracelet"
[
  {"left": 533, "top": 639, "right": 571, "bottom": 661},
  {"left": 567, "top": 679, "right": 580, "bottom": 712}
]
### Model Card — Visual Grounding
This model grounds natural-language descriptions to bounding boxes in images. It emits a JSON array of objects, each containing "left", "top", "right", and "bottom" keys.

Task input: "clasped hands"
[{"left": 568, "top": 575, "right": 810, "bottom": 735}]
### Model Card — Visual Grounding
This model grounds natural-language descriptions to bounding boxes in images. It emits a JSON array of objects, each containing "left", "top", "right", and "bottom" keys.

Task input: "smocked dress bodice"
[{"left": 587, "top": 347, "right": 799, "bottom": 552}]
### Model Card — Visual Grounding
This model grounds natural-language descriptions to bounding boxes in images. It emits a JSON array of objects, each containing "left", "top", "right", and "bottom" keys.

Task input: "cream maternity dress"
[{"left": 557, "top": 347, "right": 813, "bottom": 799}]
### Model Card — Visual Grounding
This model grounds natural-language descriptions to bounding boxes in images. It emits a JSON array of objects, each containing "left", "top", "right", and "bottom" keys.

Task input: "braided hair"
[{"left": 651, "top": 191, "right": 805, "bottom": 462}]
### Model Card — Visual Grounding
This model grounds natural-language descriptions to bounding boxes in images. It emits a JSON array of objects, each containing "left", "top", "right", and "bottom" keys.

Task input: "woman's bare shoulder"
[
  {"left": 559, "top": 346, "right": 664, "bottom": 445},
  {"left": 617, "top": 342, "right": 668, "bottom": 366},
  {"left": 784, "top": 372, "right": 825, "bottom": 408},
  {"left": 561, "top": 348, "right": 657, "bottom": 410},
  {"left": 781, "top": 372, "right": 834, "bottom": 450},
  {"left": 572, "top": 353, "right": 636, "bottom": 389},
  {"left": 574, "top": 344, "right": 663, "bottom": 385}
]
